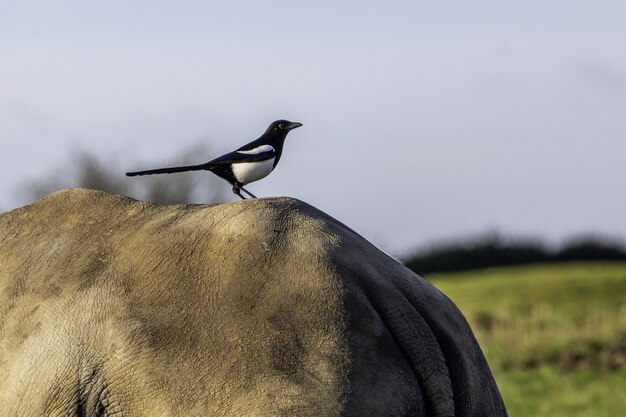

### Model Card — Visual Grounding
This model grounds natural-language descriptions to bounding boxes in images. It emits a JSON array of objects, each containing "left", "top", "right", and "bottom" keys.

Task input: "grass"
[
  {"left": 428, "top": 261, "right": 626, "bottom": 416},
  {"left": 497, "top": 367, "right": 626, "bottom": 417}
]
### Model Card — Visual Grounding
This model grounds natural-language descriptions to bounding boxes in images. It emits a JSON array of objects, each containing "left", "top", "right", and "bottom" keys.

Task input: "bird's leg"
[
  {"left": 239, "top": 186, "right": 257, "bottom": 199},
  {"left": 232, "top": 185, "right": 246, "bottom": 200}
]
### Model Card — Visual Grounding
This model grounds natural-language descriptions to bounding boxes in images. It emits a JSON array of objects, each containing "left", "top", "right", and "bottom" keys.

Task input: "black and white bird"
[{"left": 126, "top": 119, "right": 302, "bottom": 199}]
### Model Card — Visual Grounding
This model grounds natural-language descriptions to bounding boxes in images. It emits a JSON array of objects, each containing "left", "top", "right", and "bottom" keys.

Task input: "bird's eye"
[{"left": 278, "top": 123, "right": 284, "bottom": 129}]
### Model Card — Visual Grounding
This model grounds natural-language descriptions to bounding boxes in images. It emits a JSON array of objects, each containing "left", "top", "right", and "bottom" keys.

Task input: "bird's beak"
[{"left": 287, "top": 122, "right": 303, "bottom": 131}]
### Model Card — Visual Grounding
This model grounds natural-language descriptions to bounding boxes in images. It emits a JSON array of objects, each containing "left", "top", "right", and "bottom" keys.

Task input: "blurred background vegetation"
[
  {"left": 14, "top": 150, "right": 626, "bottom": 416},
  {"left": 404, "top": 233, "right": 626, "bottom": 274},
  {"left": 19, "top": 145, "right": 226, "bottom": 206},
  {"left": 427, "top": 262, "right": 626, "bottom": 416}
]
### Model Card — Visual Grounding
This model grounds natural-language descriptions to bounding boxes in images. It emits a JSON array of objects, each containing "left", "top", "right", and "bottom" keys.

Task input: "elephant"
[{"left": 0, "top": 189, "right": 507, "bottom": 416}]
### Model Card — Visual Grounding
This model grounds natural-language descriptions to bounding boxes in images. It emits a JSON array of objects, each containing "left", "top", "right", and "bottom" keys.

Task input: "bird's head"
[{"left": 265, "top": 120, "right": 303, "bottom": 135}]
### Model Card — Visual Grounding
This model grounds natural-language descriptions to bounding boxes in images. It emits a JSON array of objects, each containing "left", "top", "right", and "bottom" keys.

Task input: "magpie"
[{"left": 126, "top": 119, "right": 302, "bottom": 199}]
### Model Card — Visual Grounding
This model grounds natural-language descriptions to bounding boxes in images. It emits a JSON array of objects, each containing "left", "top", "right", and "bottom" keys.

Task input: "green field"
[{"left": 429, "top": 262, "right": 626, "bottom": 417}]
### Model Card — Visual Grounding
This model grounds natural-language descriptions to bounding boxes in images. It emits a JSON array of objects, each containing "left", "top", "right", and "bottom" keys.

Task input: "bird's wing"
[{"left": 207, "top": 144, "right": 276, "bottom": 165}]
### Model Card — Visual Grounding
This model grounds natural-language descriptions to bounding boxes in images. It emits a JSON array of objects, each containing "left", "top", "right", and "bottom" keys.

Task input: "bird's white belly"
[{"left": 232, "top": 158, "right": 275, "bottom": 184}]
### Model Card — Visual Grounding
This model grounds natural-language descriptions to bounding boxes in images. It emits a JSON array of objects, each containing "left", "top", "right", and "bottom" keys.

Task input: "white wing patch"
[
  {"left": 232, "top": 158, "right": 275, "bottom": 184},
  {"left": 237, "top": 144, "right": 275, "bottom": 155}
]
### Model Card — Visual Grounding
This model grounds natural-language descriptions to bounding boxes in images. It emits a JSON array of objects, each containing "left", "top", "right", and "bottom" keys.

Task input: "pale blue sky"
[{"left": 1, "top": 1, "right": 625, "bottom": 254}]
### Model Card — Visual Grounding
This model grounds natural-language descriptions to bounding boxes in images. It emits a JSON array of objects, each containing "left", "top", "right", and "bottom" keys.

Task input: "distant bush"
[
  {"left": 404, "top": 234, "right": 626, "bottom": 275},
  {"left": 555, "top": 238, "right": 626, "bottom": 262}
]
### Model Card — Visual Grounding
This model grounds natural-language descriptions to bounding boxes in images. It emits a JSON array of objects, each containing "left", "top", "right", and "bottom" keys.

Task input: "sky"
[{"left": 1, "top": 1, "right": 625, "bottom": 255}]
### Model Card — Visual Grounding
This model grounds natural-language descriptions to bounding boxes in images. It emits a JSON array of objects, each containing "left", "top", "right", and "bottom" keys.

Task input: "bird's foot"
[
  {"left": 239, "top": 186, "right": 257, "bottom": 199},
  {"left": 232, "top": 186, "right": 246, "bottom": 200}
]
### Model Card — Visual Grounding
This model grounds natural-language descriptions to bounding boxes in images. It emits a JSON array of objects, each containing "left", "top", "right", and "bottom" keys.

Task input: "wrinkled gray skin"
[{"left": 0, "top": 189, "right": 507, "bottom": 416}]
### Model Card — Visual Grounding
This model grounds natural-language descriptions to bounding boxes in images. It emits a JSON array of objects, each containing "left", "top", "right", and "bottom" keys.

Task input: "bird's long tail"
[{"left": 126, "top": 163, "right": 208, "bottom": 177}]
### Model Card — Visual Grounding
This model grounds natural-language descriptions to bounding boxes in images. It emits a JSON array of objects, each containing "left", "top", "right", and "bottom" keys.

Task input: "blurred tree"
[
  {"left": 403, "top": 232, "right": 626, "bottom": 275},
  {"left": 20, "top": 144, "right": 226, "bottom": 205}
]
